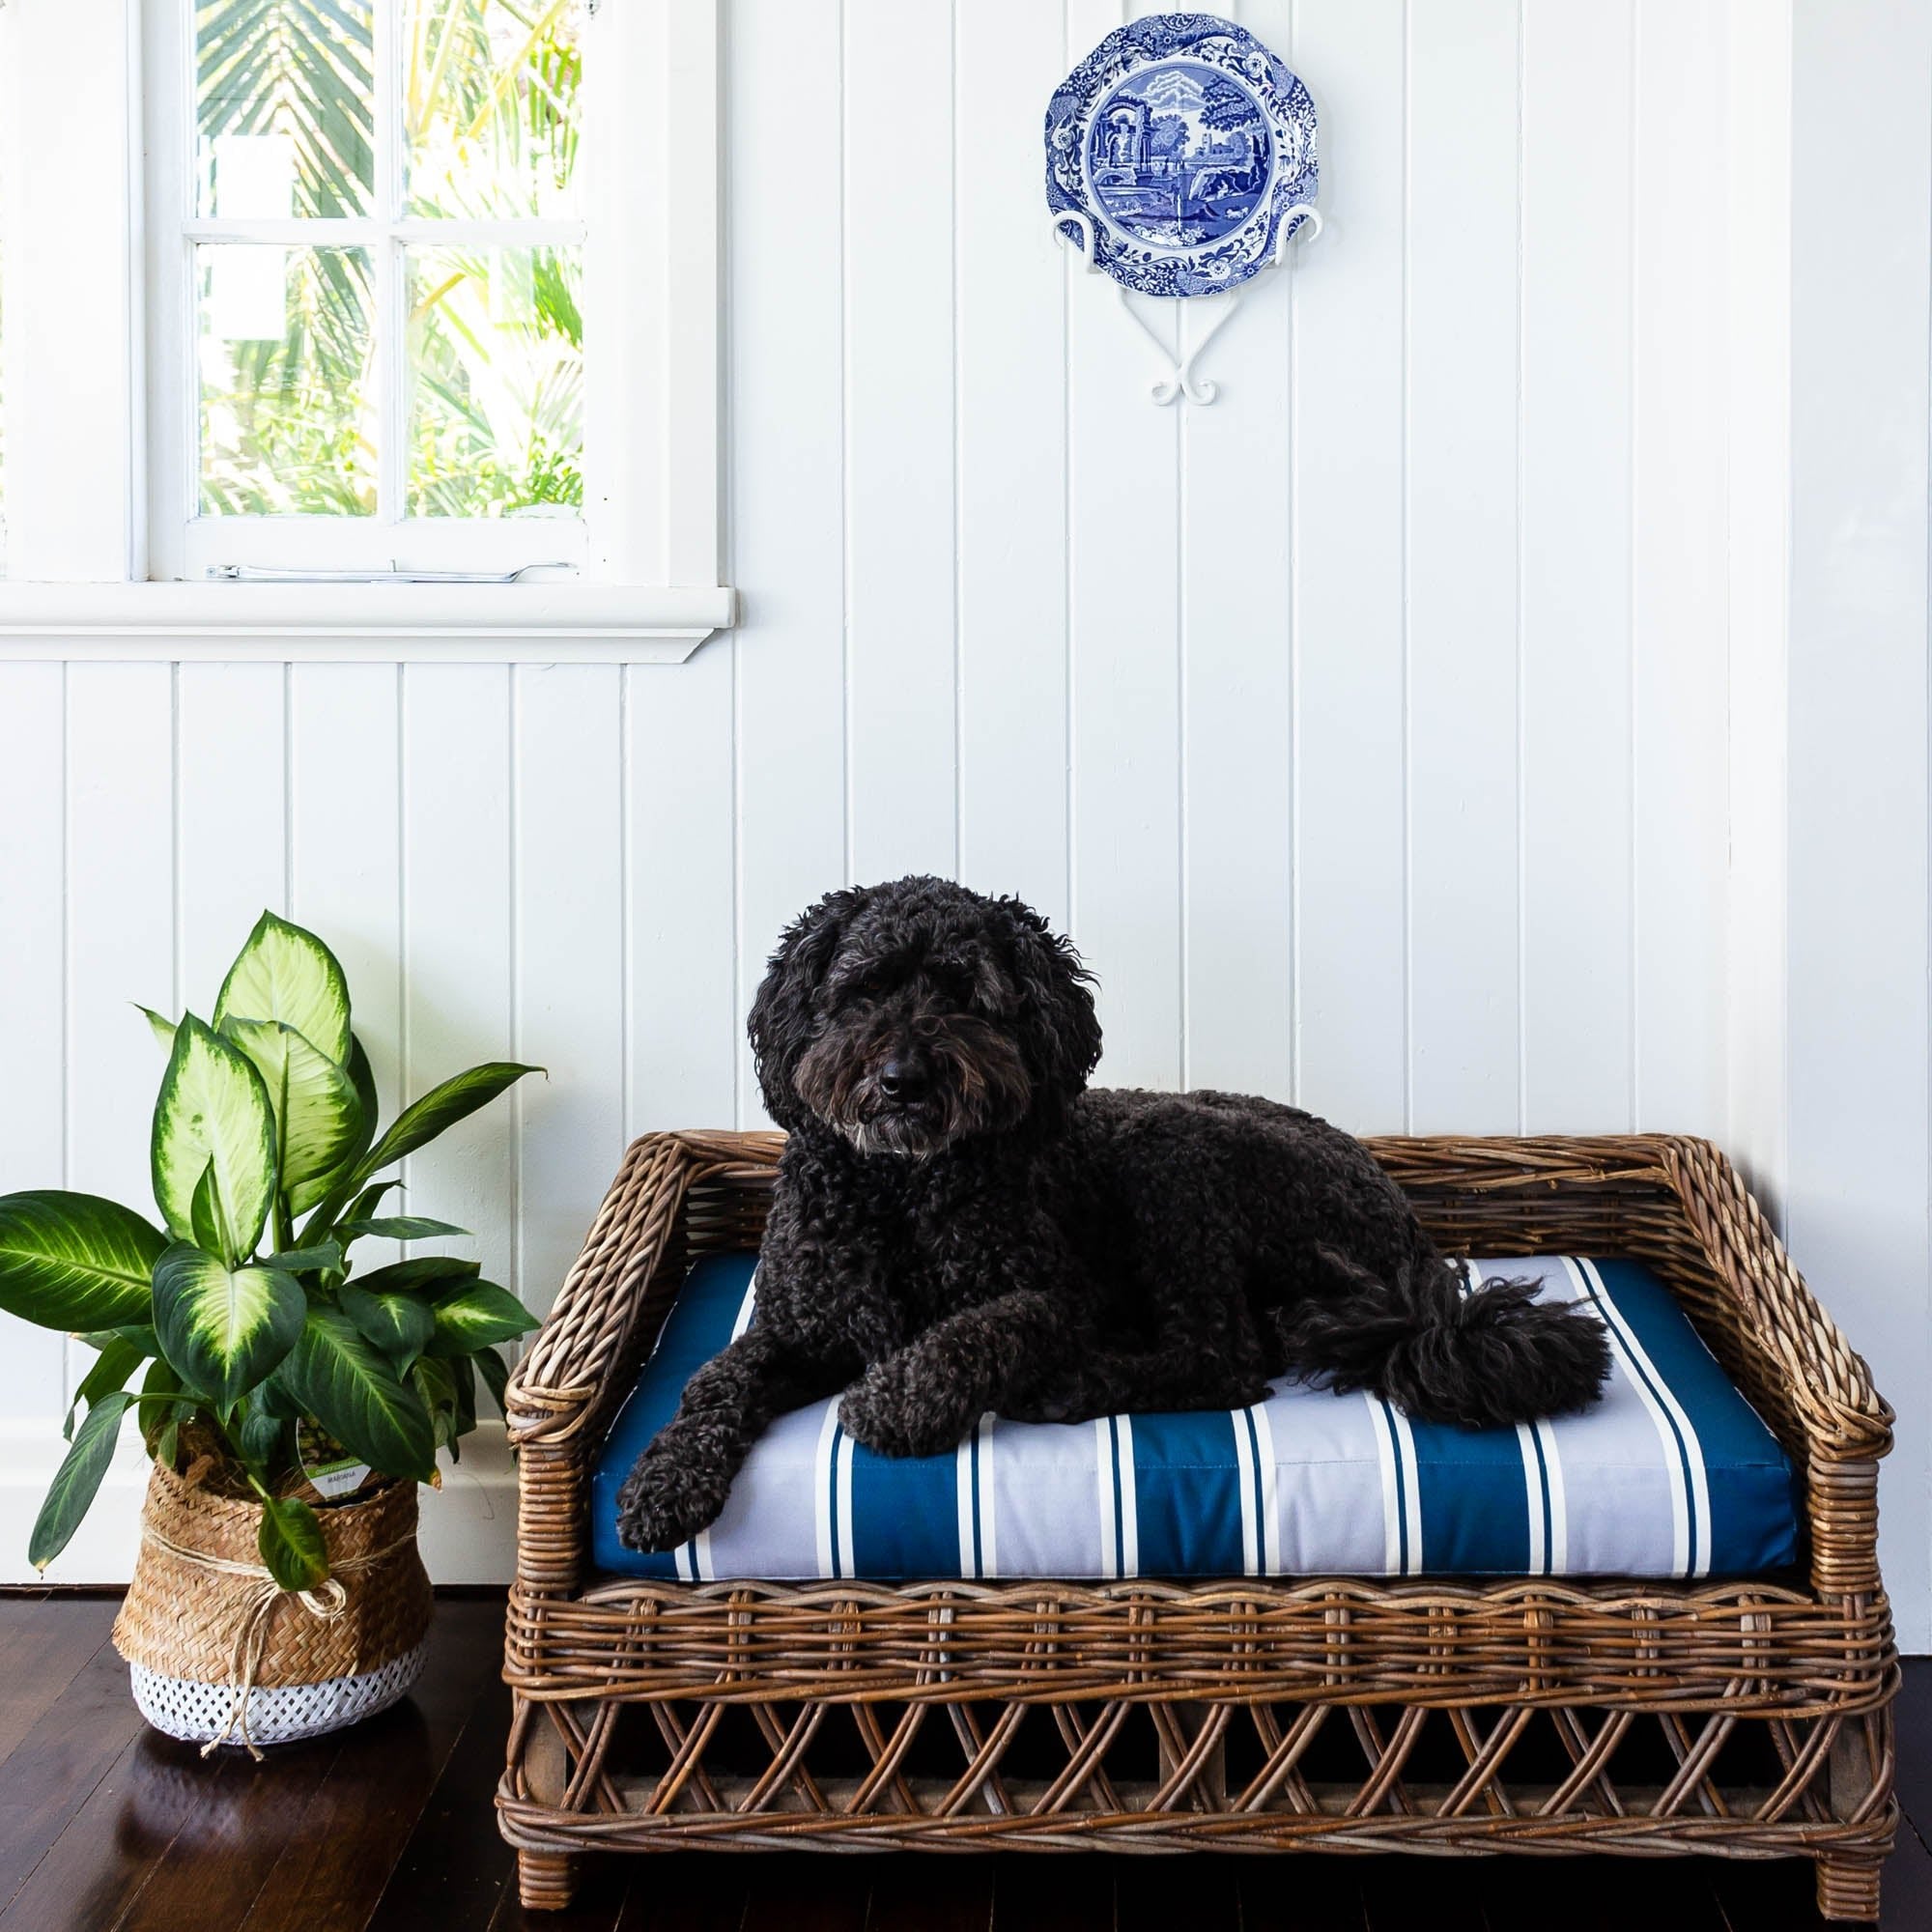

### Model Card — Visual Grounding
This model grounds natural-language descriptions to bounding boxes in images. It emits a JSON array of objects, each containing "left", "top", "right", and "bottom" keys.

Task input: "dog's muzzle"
[{"left": 794, "top": 1012, "right": 1033, "bottom": 1158}]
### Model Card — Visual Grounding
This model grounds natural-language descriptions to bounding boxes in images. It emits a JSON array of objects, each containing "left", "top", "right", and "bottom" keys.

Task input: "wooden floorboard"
[
  {"left": 1356, "top": 1854, "right": 1490, "bottom": 1932},
  {"left": 1238, "top": 1856, "right": 1368, "bottom": 1932},
  {"left": 992, "top": 1858, "right": 1117, "bottom": 1932},
  {"left": 0, "top": 1611, "right": 150, "bottom": 1920},
  {"left": 362, "top": 1630, "right": 516, "bottom": 1932},
  {"left": 0, "top": 1598, "right": 1922, "bottom": 1930},
  {"left": 866, "top": 1857, "right": 995, "bottom": 1932},
  {"left": 1114, "top": 1856, "right": 1237, "bottom": 1932},
  {"left": 231, "top": 1599, "right": 507, "bottom": 1932},
  {"left": 0, "top": 1599, "right": 120, "bottom": 1769}
]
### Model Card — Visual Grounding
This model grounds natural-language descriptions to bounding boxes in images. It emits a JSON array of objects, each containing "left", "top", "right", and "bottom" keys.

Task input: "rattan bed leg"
[
  {"left": 1818, "top": 1703, "right": 1887, "bottom": 1923},
  {"left": 1815, "top": 1852, "right": 1882, "bottom": 1923},
  {"left": 518, "top": 1850, "right": 580, "bottom": 1912}
]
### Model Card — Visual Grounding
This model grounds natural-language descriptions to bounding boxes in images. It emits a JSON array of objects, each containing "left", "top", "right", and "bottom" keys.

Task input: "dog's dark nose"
[{"left": 878, "top": 1059, "right": 928, "bottom": 1103}]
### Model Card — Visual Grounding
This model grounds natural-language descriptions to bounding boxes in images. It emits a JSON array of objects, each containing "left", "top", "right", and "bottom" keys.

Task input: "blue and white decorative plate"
[{"left": 1046, "top": 13, "right": 1318, "bottom": 298}]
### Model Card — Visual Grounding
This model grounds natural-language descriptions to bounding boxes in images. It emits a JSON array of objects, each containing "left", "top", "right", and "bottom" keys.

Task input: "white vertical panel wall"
[
  {"left": 2, "top": 0, "right": 1924, "bottom": 1639},
  {"left": 1779, "top": 0, "right": 1932, "bottom": 1652}
]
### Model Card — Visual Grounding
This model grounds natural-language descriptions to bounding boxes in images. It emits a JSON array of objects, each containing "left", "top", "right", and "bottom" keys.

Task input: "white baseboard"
[{"left": 0, "top": 1420, "right": 519, "bottom": 1586}]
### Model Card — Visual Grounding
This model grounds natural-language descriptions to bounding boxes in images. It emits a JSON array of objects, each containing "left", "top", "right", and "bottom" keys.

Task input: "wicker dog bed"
[{"left": 498, "top": 1132, "right": 1898, "bottom": 1921}]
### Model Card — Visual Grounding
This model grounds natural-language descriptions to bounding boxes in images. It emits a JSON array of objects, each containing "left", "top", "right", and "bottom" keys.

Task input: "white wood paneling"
[
  {"left": 1632, "top": 0, "right": 1727, "bottom": 1138},
  {"left": 955, "top": 0, "right": 1070, "bottom": 932},
  {"left": 1785, "top": 0, "right": 1932, "bottom": 1653},
  {"left": 65, "top": 666, "right": 174, "bottom": 1407},
  {"left": 1520, "top": 0, "right": 1636, "bottom": 1133},
  {"left": 401, "top": 666, "right": 516, "bottom": 1291},
  {"left": 727, "top": 0, "right": 849, "bottom": 1123},
  {"left": 176, "top": 665, "right": 286, "bottom": 1007},
  {"left": 0, "top": 667, "right": 69, "bottom": 1424},
  {"left": 1178, "top": 2, "right": 1294, "bottom": 1100},
  {"left": 1289, "top": 0, "right": 1406, "bottom": 1132},
  {"left": 1404, "top": 0, "right": 1520, "bottom": 1135},
  {"left": 64, "top": 669, "right": 174, "bottom": 1201},
  {"left": 1723, "top": 0, "right": 1792, "bottom": 1213},
  {"left": 513, "top": 667, "right": 625, "bottom": 1317},
  {"left": 0, "top": 0, "right": 141, "bottom": 582},
  {"left": 1067, "top": 2, "right": 1183, "bottom": 1093},
  {"left": 843, "top": 0, "right": 958, "bottom": 885},
  {"left": 514, "top": 665, "right": 626, "bottom": 1314},
  {"left": 290, "top": 666, "right": 403, "bottom": 1269},
  {"left": 626, "top": 647, "right": 740, "bottom": 1132}
]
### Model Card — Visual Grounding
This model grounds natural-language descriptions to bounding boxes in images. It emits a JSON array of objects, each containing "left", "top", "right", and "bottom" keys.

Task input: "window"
[
  {"left": 149, "top": 0, "right": 589, "bottom": 580},
  {"left": 0, "top": 0, "right": 727, "bottom": 659}
]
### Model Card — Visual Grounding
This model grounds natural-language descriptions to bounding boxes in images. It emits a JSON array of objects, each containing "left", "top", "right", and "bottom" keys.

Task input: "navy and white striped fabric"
[{"left": 590, "top": 1253, "right": 1799, "bottom": 1582}]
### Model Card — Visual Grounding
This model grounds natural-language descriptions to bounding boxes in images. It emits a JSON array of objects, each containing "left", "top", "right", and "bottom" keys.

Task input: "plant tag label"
[{"left": 298, "top": 1421, "right": 372, "bottom": 1502}]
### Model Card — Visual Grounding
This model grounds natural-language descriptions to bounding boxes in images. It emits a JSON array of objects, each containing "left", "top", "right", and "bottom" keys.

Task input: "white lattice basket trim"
[{"left": 129, "top": 1639, "right": 429, "bottom": 1748}]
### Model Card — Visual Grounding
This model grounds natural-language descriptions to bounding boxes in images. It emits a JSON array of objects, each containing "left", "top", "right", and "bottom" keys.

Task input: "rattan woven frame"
[{"left": 498, "top": 1131, "right": 1899, "bottom": 1922}]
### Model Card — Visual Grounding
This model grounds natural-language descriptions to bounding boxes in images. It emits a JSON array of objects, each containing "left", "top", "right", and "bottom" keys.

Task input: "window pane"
[
  {"left": 407, "top": 245, "right": 582, "bottom": 518},
  {"left": 199, "top": 244, "right": 375, "bottom": 515},
  {"left": 403, "top": 0, "right": 584, "bottom": 219},
  {"left": 197, "top": 0, "right": 376, "bottom": 217}
]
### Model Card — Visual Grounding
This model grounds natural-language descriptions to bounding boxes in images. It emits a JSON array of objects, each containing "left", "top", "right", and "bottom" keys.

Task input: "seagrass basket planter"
[
  {"left": 114, "top": 1458, "right": 433, "bottom": 1755},
  {"left": 498, "top": 1131, "right": 1899, "bottom": 1922}
]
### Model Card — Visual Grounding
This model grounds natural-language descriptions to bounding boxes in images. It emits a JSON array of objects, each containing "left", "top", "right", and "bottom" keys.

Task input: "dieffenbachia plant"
[{"left": 0, "top": 913, "right": 541, "bottom": 1590}]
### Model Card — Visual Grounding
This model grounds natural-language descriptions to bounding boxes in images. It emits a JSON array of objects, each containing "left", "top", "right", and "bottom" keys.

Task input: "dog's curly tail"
[{"left": 1273, "top": 1248, "right": 1610, "bottom": 1430}]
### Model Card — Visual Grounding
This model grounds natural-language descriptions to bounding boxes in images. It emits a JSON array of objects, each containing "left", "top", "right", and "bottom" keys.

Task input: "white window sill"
[{"left": 0, "top": 581, "right": 738, "bottom": 663}]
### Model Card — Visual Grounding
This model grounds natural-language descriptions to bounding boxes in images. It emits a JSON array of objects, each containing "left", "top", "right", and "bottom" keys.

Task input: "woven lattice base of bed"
[{"left": 498, "top": 1131, "right": 1899, "bottom": 1923}]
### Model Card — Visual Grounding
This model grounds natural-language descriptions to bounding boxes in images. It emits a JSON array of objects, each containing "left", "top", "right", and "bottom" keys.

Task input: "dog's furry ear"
[
  {"left": 999, "top": 897, "right": 1101, "bottom": 1122},
  {"left": 748, "top": 885, "right": 869, "bottom": 1129}
]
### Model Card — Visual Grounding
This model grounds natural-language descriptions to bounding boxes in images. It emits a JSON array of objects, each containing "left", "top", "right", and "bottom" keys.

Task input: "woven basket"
[{"left": 113, "top": 1458, "right": 434, "bottom": 1753}]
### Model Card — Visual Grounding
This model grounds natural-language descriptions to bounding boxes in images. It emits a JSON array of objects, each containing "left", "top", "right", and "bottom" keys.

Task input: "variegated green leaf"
[
  {"left": 451, "top": 1352, "right": 478, "bottom": 1437},
  {"left": 336, "top": 1216, "right": 469, "bottom": 1242},
  {"left": 151, "top": 1018, "right": 275, "bottom": 1264},
  {"left": 426, "top": 1281, "right": 539, "bottom": 1357},
  {"left": 339, "top": 1282, "right": 436, "bottom": 1368},
  {"left": 412, "top": 1355, "right": 460, "bottom": 1451},
  {"left": 213, "top": 913, "right": 352, "bottom": 1067},
  {"left": 474, "top": 1345, "right": 510, "bottom": 1417},
  {"left": 276, "top": 1307, "right": 436, "bottom": 1483},
  {"left": 290, "top": 1037, "right": 379, "bottom": 1219},
  {"left": 0, "top": 1192, "right": 163, "bottom": 1331},
  {"left": 74, "top": 1323, "right": 160, "bottom": 1358},
  {"left": 358, "top": 1063, "right": 541, "bottom": 1175},
  {"left": 152, "top": 1243, "right": 303, "bottom": 1407},
  {"left": 189, "top": 1160, "right": 230, "bottom": 1260},
  {"left": 63, "top": 1334, "right": 145, "bottom": 1442},
  {"left": 256, "top": 1371, "right": 299, "bottom": 1422},
  {"left": 306, "top": 1065, "right": 541, "bottom": 1235},
  {"left": 353, "top": 1256, "right": 478, "bottom": 1296},
  {"left": 136, "top": 1005, "right": 177, "bottom": 1050},
  {"left": 237, "top": 1401, "right": 291, "bottom": 1474},
  {"left": 30, "top": 1391, "right": 132, "bottom": 1571},
  {"left": 258, "top": 1493, "right": 328, "bottom": 1591},
  {"left": 224, "top": 1018, "right": 362, "bottom": 1197},
  {"left": 343, "top": 1179, "right": 403, "bottom": 1224},
  {"left": 137, "top": 1356, "right": 184, "bottom": 1459},
  {"left": 262, "top": 1241, "right": 343, "bottom": 1275}
]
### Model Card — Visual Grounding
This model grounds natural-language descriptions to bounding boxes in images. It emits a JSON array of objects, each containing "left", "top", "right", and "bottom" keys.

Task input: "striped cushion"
[{"left": 590, "top": 1253, "right": 1799, "bottom": 1583}]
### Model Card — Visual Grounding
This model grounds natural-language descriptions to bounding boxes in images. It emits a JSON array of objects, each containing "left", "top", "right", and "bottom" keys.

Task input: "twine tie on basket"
[{"left": 140, "top": 1523, "right": 415, "bottom": 1759}]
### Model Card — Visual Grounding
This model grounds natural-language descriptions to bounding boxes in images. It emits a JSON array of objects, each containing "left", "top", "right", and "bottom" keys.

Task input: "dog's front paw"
[
  {"left": 614, "top": 1433, "right": 731, "bottom": 1550},
  {"left": 838, "top": 1355, "right": 974, "bottom": 1459}
]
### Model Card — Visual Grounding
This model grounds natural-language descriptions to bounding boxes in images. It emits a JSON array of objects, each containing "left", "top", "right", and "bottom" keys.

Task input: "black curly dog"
[{"left": 617, "top": 877, "right": 1610, "bottom": 1552}]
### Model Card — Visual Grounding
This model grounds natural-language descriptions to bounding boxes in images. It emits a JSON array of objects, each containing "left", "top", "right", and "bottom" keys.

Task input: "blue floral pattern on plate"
[{"left": 1046, "top": 13, "right": 1318, "bottom": 298}]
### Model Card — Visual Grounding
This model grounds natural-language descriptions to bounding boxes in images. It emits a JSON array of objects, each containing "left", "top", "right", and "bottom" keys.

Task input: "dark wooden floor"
[{"left": 0, "top": 1593, "right": 1925, "bottom": 1932}]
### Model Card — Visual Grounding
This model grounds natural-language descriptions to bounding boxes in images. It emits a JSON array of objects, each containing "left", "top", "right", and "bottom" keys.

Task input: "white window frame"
[{"left": 0, "top": 0, "right": 731, "bottom": 662}]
